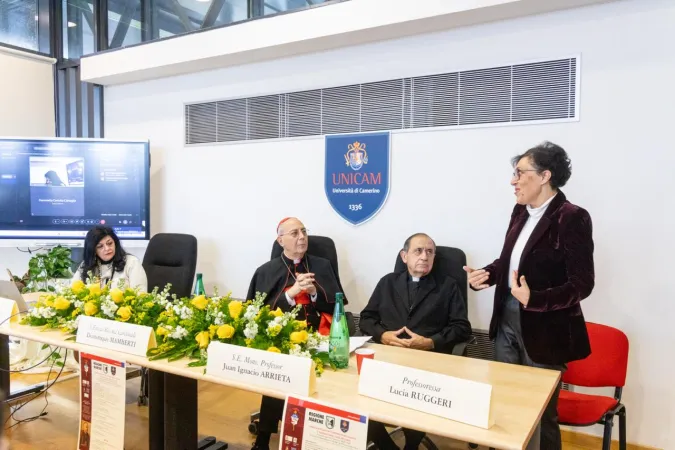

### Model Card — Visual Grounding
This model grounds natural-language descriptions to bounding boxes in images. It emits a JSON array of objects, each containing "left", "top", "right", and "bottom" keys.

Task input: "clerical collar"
[
  {"left": 408, "top": 274, "right": 424, "bottom": 283},
  {"left": 282, "top": 253, "right": 304, "bottom": 265}
]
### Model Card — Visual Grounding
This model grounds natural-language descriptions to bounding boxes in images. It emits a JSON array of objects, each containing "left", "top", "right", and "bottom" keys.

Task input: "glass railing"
[
  {"left": 104, "top": 0, "right": 336, "bottom": 51},
  {"left": 1, "top": 0, "right": 339, "bottom": 59}
]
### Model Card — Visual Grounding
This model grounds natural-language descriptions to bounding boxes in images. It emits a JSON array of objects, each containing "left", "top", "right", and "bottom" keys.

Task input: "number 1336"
[{"left": 349, "top": 204, "right": 362, "bottom": 211}]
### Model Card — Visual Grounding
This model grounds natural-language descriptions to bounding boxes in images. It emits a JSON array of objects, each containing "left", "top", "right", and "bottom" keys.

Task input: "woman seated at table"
[{"left": 72, "top": 225, "right": 147, "bottom": 291}]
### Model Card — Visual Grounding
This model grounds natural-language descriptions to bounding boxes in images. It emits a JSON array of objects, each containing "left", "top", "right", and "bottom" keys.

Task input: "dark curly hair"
[
  {"left": 512, "top": 141, "right": 572, "bottom": 189},
  {"left": 79, "top": 226, "right": 127, "bottom": 282}
]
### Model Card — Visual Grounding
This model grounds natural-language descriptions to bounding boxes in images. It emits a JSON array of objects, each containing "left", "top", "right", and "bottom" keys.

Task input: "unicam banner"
[{"left": 325, "top": 132, "right": 390, "bottom": 225}]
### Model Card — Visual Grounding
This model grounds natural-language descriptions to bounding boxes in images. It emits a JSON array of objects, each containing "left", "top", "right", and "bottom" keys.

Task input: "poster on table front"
[
  {"left": 279, "top": 395, "right": 368, "bottom": 450},
  {"left": 79, "top": 353, "right": 126, "bottom": 450}
]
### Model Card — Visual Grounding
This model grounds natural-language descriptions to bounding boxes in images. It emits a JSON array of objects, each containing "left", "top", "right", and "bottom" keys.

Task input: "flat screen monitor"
[{"left": 0, "top": 137, "right": 150, "bottom": 246}]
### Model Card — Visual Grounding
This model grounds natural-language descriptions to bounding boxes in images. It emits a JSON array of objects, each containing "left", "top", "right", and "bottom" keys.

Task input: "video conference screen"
[{"left": 0, "top": 138, "right": 150, "bottom": 241}]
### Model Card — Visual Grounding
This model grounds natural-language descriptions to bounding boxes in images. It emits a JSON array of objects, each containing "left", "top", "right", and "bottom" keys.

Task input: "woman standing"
[
  {"left": 72, "top": 226, "right": 148, "bottom": 292},
  {"left": 464, "top": 141, "right": 594, "bottom": 450}
]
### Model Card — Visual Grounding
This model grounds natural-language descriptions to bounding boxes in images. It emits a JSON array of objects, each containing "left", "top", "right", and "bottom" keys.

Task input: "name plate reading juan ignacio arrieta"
[
  {"left": 358, "top": 359, "right": 495, "bottom": 429},
  {"left": 206, "top": 342, "right": 316, "bottom": 396}
]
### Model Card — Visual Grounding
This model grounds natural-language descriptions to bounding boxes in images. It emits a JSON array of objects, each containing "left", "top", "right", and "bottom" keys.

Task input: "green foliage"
[{"left": 23, "top": 246, "right": 74, "bottom": 293}]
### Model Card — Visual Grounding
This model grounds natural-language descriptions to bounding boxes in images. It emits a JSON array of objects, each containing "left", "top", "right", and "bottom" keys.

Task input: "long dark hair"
[{"left": 79, "top": 226, "right": 127, "bottom": 282}]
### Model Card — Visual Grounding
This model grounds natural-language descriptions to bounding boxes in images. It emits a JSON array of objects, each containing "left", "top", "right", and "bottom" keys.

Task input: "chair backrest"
[
  {"left": 142, "top": 233, "right": 198, "bottom": 299},
  {"left": 394, "top": 245, "right": 468, "bottom": 305},
  {"left": 562, "top": 322, "right": 629, "bottom": 388},
  {"left": 271, "top": 235, "right": 342, "bottom": 286}
]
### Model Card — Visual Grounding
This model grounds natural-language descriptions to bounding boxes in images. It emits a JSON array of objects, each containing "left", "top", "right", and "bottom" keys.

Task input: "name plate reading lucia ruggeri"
[
  {"left": 206, "top": 341, "right": 315, "bottom": 396},
  {"left": 358, "top": 358, "right": 495, "bottom": 429}
]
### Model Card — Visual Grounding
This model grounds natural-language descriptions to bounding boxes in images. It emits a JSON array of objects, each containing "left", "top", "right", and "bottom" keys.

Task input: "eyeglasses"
[
  {"left": 279, "top": 228, "right": 309, "bottom": 238},
  {"left": 512, "top": 168, "right": 539, "bottom": 180}
]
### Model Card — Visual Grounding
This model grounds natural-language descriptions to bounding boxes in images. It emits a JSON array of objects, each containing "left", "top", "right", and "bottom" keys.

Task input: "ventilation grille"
[{"left": 186, "top": 57, "right": 578, "bottom": 144}]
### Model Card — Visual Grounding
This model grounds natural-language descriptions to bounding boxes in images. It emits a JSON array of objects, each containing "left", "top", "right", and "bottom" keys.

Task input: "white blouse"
[
  {"left": 508, "top": 194, "right": 557, "bottom": 287},
  {"left": 72, "top": 254, "right": 148, "bottom": 292}
]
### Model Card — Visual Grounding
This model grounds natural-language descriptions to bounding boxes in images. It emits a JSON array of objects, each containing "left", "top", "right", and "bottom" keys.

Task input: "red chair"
[{"left": 558, "top": 322, "right": 629, "bottom": 450}]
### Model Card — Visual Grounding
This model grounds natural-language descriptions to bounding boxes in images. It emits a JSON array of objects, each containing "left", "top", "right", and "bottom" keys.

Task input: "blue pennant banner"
[{"left": 325, "top": 132, "right": 390, "bottom": 225}]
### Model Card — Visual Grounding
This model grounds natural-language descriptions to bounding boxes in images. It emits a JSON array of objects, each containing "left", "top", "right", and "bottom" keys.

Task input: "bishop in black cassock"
[
  {"left": 360, "top": 233, "right": 471, "bottom": 450},
  {"left": 249, "top": 217, "right": 346, "bottom": 450}
]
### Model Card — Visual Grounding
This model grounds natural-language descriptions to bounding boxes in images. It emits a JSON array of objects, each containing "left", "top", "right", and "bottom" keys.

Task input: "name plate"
[
  {"left": 76, "top": 316, "right": 157, "bottom": 357},
  {"left": 358, "top": 359, "right": 494, "bottom": 429},
  {"left": 206, "top": 342, "right": 316, "bottom": 396},
  {"left": 0, "top": 297, "right": 20, "bottom": 328}
]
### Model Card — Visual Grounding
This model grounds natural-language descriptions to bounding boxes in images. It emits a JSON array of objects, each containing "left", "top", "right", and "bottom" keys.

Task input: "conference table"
[{"left": 0, "top": 323, "right": 559, "bottom": 450}]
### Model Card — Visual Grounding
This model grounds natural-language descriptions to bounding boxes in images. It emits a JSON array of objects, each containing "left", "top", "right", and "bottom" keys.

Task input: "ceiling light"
[
  {"left": 67, "top": 21, "right": 77, "bottom": 27},
  {"left": 35, "top": 15, "right": 39, "bottom": 20}
]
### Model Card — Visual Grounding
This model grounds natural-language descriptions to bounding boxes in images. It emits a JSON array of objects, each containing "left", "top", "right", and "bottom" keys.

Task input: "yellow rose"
[
  {"left": 156, "top": 326, "right": 169, "bottom": 336},
  {"left": 88, "top": 284, "right": 101, "bottom": 296},
  {"left": 110, "top": 288, "right": 124, "bottom": 304},
  {"left": 271, "top": 307, "right": 283, "bottom": 318},
  {"left": 290, "top": 330, "right": 309, "bottom": 344},
  {"left": 267, "top": 346, "right": 281, "bottom": 353},
  {"left": 117, "top": 306, "right": 132, "bottom": 322},
  {"left": 54, "top": 297, "right": 71, "bottom": 311},
  {"left": 209, "top": 324, "right": 219, "bottom": 338},
  {"left": 84, "top": 302, "right": 98, "bottom": 316},
  {"left": 71, "top": 280, "right": 85, "bottom": 294},
  {"left": 293, "top": 320, "right": 308, "bottom": 330},
  {"left": 71, "top": 308, "right": 81, "bottom": 318},
  {"left": 44, "top": 298, "right": 54, "bottom": 308},
  {"left": 195, "top": 331, "right": 210, "bottom": 349},
  {"left": 217, "top": 324, "right": 235, "bottom": 339},
  {"left": 191, "top": 295, "right": 208, "bottom": 310},
  {"left": 228, "top": 301, "right": 243, "bottom": 319}
]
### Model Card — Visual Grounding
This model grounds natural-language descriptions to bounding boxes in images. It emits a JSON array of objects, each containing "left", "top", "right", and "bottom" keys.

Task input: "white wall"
[
  {"left": 103, "top": 0, "right": 675, "bottom": 447},
  {"left": 0, "top": 47, "right": 56, "bottom": 281}
]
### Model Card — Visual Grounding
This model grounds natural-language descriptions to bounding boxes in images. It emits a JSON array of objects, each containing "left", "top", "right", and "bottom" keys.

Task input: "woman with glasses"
[
  {"left": 72, "top": 225, "right": 147, "bottom": 291},
  {"left": 463, "top": 141, "right": 594, "bottom": 450}
]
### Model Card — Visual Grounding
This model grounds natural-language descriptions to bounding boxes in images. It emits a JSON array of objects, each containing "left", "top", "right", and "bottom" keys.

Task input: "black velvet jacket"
[{"left": 479, "top": 191, "right": 595, "bottom": 365}]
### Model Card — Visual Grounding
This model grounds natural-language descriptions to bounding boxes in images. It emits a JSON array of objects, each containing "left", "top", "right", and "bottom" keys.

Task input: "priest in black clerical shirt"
[
  {"left": 248, "top": 217, "right": 346, "bottom": 450},
  {"left": 360, "top": 233, "right": 471, "bottom": 450}
]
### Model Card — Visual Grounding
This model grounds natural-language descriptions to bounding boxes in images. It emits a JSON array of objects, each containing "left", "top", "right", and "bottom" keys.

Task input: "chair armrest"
[{"left": 451, "top": 335, "right": 477, "bottom": 356}]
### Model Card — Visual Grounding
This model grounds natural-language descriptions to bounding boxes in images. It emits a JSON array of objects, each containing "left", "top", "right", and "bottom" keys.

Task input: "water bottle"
[
  {"left": 328, "top": 292, "right": 350, "bottom": 369},
  {"left": 194, "top": 273, "right": 205, "bottom": 296}
]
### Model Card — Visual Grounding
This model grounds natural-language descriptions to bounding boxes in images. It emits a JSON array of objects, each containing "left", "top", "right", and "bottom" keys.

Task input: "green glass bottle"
[
  {"left": 194, "top": 273, "right": 205, "bottom": 296},
  {"left": 328, "top": 292, "right": 350, "bottom": 369}
]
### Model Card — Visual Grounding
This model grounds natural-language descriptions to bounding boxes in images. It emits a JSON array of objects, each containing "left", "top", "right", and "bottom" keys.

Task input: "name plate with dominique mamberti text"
[
  {"left": 206, "top": 342, "right": 316, "bottom": 396},
  {"left": 76, "top": 316, "right": 157, "bottom": 357},
  {"left": 358, "top": 359, "right": 495, "bottom": 429}
]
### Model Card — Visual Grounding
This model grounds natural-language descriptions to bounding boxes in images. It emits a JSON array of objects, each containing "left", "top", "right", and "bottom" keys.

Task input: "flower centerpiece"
[
  {"left": 21, "top": 278, "right": 167, "bottom": 334},
  {"left": 147, "top": 292, "right": 331, "bottom": 374}
]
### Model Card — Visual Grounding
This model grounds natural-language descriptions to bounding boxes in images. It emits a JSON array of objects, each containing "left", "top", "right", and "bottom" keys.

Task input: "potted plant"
[{"left": 8, "top": 246, "right": 74, "bottom": 295}]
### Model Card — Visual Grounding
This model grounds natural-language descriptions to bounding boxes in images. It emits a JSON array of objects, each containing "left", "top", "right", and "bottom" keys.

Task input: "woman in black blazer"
[{"left": 464, "top": 141, "right": 595, "bottom": 450}]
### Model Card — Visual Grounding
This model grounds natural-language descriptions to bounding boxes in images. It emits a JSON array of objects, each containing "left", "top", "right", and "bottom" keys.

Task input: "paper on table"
[{"left": 318, "top": 336, "right": 372, "bottom": 353}]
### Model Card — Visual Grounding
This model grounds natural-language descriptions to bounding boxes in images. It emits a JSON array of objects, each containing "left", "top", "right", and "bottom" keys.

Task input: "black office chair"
[{"left": 137, "top": 233, "right": 198, "bottom": 407}]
